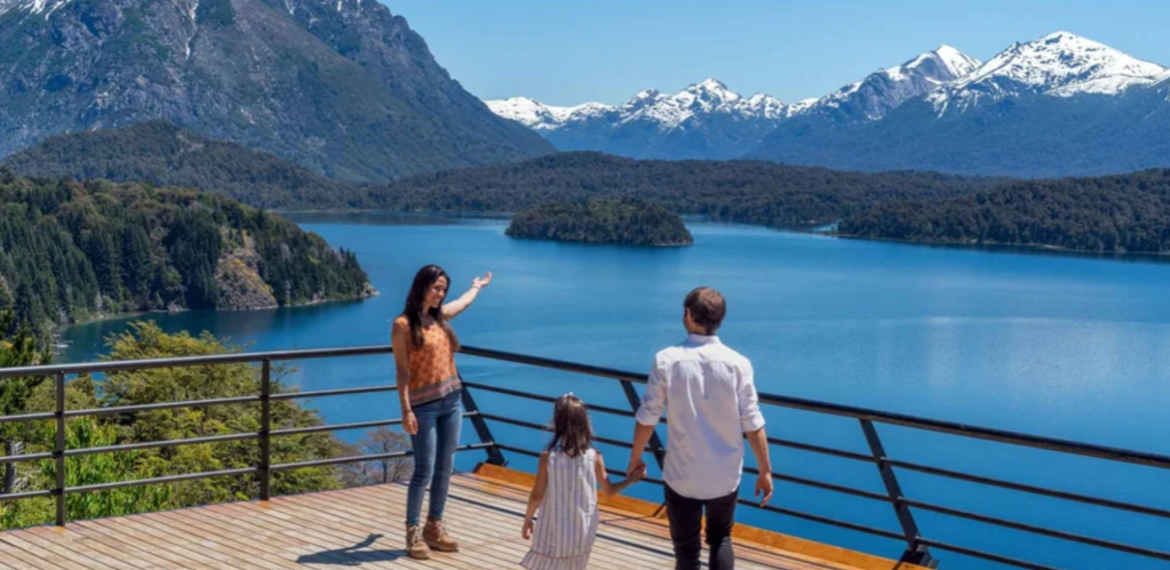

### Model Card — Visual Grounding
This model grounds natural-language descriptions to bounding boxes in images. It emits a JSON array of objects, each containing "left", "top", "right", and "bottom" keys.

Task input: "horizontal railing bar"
[
  {"left": 477, "top": 413, "right": 637, "bottom": 450},
  {"left": 461, "top": 346, "right": 648, "bottom": 384},
  {"left": 270, "top": 443, "right": 494, "bottom": 472},
  {"left": 271, "top": 413, "right": 478, "bottom": 437},
  {"left": 903, "top": 498, "right": 1170, "bottom": 561},
  {"left": 65, "top": 433, "right": 261, "bottom": 457},
  {"left": 0, "top": 490, "right": 55, "bottom": 503},
  {"left": 270, "top": 384, "right": 397, "bottom": 401},
  {"left": 886, "top": 458, "right": 1170, "bottom": 520},
  {"left": 0, "top": 412, "right": 56, "bottom": 425},
  {"left": 767, "top": 437, "right": 873, "bottom": 463},
  {"left": 461, "top": 345, "right": 1170, "bottom": 471},
  {"left": 0, "top": 345, "right": 393, "bottom": 379},
  {"left": 66, "top": 396, "right": 260, "bottom": 417},
  {"left": 273, "top": 419, "right": 404, "bottom": 436},
  {"left": 460, "top": 381, "right": 636, "bottom": 419},
  {"left": 0, "top": 452, "right": 54, "bottom": 465},
  {"left": 70, "top": 467, "right": 259, "bottom": 494},
  {"left": 919, "top": 539, "right": 1066, "bottom": 570},
  {"left": 743, "top": 466, "right": 890, "bottom": 503}
]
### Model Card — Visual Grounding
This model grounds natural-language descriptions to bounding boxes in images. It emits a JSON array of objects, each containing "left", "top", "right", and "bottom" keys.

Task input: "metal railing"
[{"left": 0, "top": 344, "right": 1166, "bottom": 570}]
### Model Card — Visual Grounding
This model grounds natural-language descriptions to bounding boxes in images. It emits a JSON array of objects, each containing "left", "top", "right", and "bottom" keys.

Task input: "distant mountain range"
[
  {"left": 488, "top": 32, "right": 1170, "bottom": 177},
  {"left": 0, "top": 0, "right": 551, "bottom": 182}
]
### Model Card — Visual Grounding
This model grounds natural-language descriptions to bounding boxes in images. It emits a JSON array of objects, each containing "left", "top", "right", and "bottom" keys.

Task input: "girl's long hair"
[
  {"left": 546, "top": 394, "right": 593, "bottom": 458},
  {"left": 401, "top": 265, "right": 460, "bottom": 351}
]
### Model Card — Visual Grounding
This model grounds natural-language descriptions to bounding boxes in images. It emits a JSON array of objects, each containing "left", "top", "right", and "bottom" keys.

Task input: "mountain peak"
[
  {"left": 935, "top": 31, "right": 1167, "bottom": 108},
  {"left": 691, "top": 78, "right": 730, "bottom": 91},
  {"left": 806, "top": 45, "right": 980, "bottom": 122}
]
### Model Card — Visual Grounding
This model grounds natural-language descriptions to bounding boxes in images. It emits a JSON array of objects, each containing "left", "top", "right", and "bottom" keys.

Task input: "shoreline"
[{"left": 826, "top": 232, "right": 1170, "bottom": 263}]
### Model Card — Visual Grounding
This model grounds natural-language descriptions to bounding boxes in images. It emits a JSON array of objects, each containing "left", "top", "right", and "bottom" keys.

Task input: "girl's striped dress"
[{"left": 521, "top": 448, "right": 600, "bottom": 570}]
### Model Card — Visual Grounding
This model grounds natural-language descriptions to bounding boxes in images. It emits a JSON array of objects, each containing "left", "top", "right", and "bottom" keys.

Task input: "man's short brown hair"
[{"left": 684, "top": 287, "right": 726, "bottom": 335}]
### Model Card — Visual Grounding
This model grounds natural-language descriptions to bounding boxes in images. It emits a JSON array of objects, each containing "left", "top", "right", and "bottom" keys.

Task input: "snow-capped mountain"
[
  {"left": 488, "top": 79, "right": 799, "bottom": 132},
  {"left": 750, "top": 31, "right": 1170, "bottom": 177},
  {"left": 0, "top": 0, "right": 73, "bottom": 16},
  {"left": 805, "top": 45, "right": 981, "bottom": 122},
  {"left": 486, "top": 48, "right": 980, "bottom": 159},
  {"left": 929, "top": 31, "right": 1167, "bottom": 113},
  {"left": 486, "top": 79, "right": 803, "bottom": 160}
]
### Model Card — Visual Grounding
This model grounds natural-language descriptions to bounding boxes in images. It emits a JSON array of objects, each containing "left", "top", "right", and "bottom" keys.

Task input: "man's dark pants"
[{"left": 665, "top": 483, "right": 738, "bottom": 570}]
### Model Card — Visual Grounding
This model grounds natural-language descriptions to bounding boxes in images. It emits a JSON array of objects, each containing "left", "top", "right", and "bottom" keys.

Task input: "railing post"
[
  {"left": 259, "top": 359, "right": 272, "bottom": 501},
  {"left": 620, "top": 380, "right": 666, "bottom": 470},
  {"left": 859, "top": 419, "right": 936, "bottom": 567},
  {"left": 461, "top": 386, "right": 507, "bottom": 466},
  {"left": 54, "top": 371, "right": 66, "bottom": 527}
]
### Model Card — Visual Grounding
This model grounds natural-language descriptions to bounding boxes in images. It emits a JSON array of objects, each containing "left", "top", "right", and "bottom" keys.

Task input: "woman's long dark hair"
[
  {"left": 402, "top": 265, "right": 460, "bottom": 351},
  {"left": 546, "top": 394, "right": 593, "bottom": 458}
]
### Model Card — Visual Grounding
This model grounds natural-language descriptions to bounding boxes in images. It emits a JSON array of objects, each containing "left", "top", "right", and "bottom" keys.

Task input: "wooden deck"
[{"left": 0, "top": 465, "right": 924, "bottom": 570}]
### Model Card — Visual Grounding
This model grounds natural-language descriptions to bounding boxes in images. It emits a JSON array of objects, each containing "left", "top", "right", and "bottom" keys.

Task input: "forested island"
[
  {"left": 0, "top": 171, "right": 373, "bottom": 334},
  {"left": 838, "top": 169, "right": 1170, "bottom": 254},
  {"left": 506, "top": 199, "right": 693, "bottom": 246}
]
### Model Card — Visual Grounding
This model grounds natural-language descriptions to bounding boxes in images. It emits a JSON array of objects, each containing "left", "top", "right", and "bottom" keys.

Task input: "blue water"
[{"left": 57, "top": 213, "right": 1170, "bottom": 570}]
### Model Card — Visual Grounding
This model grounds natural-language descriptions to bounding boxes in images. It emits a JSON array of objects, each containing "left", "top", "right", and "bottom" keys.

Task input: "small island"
[{"left": 506, "top": 198, "right": 693, "bottom": 246}]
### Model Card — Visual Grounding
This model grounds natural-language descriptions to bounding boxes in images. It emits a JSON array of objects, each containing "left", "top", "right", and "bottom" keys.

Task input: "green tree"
[{"left": 0, "top": 310, "right": 51, "bottom": 494}]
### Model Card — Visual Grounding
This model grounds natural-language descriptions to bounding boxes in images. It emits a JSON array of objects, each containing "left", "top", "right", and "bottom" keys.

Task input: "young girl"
[{"left": 521, "top": 394, "right": 644, "bottom": 570}]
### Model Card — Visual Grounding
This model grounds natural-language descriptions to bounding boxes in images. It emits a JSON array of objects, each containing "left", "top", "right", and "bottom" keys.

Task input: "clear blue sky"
[{"left": 384, "top": 0, "right": 1170, "bottom": 106}]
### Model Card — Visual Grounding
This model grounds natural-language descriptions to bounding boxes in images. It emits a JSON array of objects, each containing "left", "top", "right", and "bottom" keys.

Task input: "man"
[{"left": 628, "top": 287, "right": 773, "bottom": 570}]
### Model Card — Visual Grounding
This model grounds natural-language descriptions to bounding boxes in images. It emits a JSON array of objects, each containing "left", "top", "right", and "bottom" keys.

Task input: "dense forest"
[
  {"left": 0, "top": 171, "right": 372, "bottom": 333},
  {"left": 507, "top": 199, "right": 693, "bottom": 246},
  {"left": 2, "top": 122, "right": 359, "bottom": 210},
  {"left": 371, "top": 152, "right": 998, "bottom": 227},
  {"left": 839, "top": 169, "right": 1170, "bottom": 253}
]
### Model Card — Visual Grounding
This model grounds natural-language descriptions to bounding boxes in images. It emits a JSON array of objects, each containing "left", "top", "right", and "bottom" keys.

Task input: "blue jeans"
[{"left": 406, "top": 389, "right": 463, "bottom": 526}]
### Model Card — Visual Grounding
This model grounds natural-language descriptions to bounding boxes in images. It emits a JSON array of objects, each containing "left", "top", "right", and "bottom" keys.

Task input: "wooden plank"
[
  {"left": 71, "top": 519, "right": 214, "bottom": 570},
  {"left": 2, "top": 529, "right": 127, "bottom": 570}
]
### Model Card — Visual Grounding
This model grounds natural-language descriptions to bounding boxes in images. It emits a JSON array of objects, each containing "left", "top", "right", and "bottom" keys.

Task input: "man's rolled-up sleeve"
[
  {"left": 738, "top": 360, "right": 766, "bottom": 432},
  {"left": 635, "top": 357, "right": 667, "bottom": 427}
]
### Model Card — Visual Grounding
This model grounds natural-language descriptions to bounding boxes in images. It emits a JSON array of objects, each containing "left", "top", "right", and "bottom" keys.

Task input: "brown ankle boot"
[
  {"left": 423, "top": 518, "right": 459, "bottom": 552},
  {"left": 405, "top": 523, "right": 431, "bottom": 560}
]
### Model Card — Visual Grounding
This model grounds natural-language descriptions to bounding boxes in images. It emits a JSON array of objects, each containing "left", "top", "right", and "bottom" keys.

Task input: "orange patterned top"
[{"left": 394, "top": 316, "right": 461, "bottom": 407}]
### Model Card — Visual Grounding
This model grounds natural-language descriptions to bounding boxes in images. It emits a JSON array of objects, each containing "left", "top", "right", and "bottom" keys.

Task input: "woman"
[{"left": 392, "top": 264, "right": 491, "bottom": 560}]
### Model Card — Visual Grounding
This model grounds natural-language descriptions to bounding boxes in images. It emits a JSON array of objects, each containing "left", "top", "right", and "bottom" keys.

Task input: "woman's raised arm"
[{"left": 442, "top": 271, "right": 492, "bottom": 319}]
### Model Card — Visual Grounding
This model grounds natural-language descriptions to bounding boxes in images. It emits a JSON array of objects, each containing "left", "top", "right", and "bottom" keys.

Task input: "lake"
[{"left": 57, "top": 213, "right": 1170, "bottom": 570}]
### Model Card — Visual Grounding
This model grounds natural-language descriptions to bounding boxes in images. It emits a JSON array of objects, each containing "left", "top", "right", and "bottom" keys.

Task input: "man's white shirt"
[{"left": 635, "top": 334, "right": 766, "bottom": 500}]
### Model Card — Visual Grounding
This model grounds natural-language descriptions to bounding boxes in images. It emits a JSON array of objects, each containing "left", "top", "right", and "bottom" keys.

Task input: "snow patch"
[{"left": 0, "top": 0, "right": 75, "bottom": 17}]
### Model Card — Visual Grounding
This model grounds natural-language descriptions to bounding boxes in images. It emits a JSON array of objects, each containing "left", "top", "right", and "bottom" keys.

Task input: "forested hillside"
[
  {"left": 0, "top": 171, "right": 372, "bottom": 332},
  {"left": 371, "top": 152, "right": 997, "bottom": 227},
  {"left": 839, "top": 169, "right": 1170, "bottom": 253},
  {"left": 3, "top": 122, "right": 354, "bottom": 209}
]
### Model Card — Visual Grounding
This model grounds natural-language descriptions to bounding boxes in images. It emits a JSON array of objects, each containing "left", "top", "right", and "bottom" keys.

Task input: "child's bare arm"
[
  {"left": 595, "top": 451, "right": 642, "bottom": 497},
  {"left": 522, "top": 452, "right": 550, "bottom": 539}
]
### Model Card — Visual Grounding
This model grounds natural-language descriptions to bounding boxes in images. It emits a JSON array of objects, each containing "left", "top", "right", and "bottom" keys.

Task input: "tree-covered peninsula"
[
  {"left": 0, "top": 171, "right": 373, "bottom": 333},
  {"left": 506, "top": 199, "right": 693, "bottom": 246}
]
